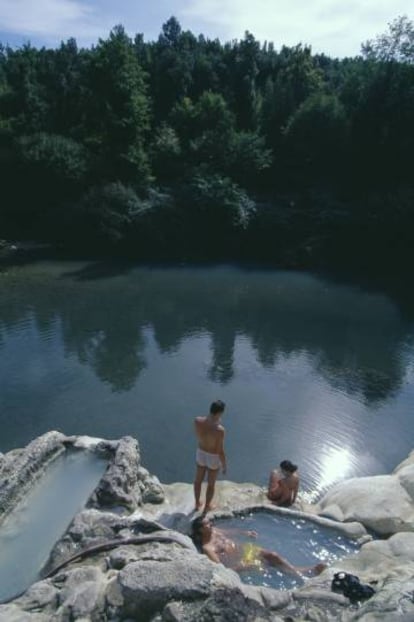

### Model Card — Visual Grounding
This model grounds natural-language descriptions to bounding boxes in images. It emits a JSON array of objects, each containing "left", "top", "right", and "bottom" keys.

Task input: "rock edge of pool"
[{"left": 1, "top": 431, "right": 414, "bottom": 621}]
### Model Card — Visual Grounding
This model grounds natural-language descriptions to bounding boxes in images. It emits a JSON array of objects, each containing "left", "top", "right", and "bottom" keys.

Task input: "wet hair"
[
  {"left": 191, "top": 516, "right": 205, "bottom": 549},
  {"left": 210, "top": 400, "right": 225, "bottom": 415},
  {"left": 280, "top": 459, "right": 298, "bottom": 473}
]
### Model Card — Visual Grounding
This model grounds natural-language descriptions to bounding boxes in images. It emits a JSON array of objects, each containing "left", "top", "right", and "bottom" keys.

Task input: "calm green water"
[{"left": 1, "top": 261, "right": 414, "bottom": 498}]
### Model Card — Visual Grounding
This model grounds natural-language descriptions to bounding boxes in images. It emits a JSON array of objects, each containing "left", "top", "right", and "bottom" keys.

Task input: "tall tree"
[
  {"left": 261, "top": 45, "right": 323, "bottom": 154},
  {"left": 230, "top": 32, "right": 261, "bottom": 130},
  {"left": 1, "top": 44, "right": 50, "bottom": 133},
  {"left": 82, "top": 25, "right": 151, "bottom": 187},
  {"left": 283, "top": 93, "right": 349, "bottom": 186},
  {"left": 362, "top": 15, "right": 414, "bottom": 63},
  {"left": 150, "top": 18, "right": 196, "bottom": 120}
]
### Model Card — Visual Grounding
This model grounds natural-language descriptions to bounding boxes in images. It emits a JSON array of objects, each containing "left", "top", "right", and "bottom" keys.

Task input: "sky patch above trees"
[{"left": 0, "top": 0, "right": 413, "bottom": 57}]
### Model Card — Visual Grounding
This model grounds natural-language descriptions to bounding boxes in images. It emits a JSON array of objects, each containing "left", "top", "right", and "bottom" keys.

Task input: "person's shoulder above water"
[{"left": 267, "top": 458, "right": 299, "bottom": 506}]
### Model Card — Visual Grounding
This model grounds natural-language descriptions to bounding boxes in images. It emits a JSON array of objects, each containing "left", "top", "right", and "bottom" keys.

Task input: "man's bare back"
[
  {"left": 195, "top": 416, "right": 225, "bottom": 454},
  {"left": 193, "top": 400, "right": 227, "bottom": 513},
  {"left": 268, "top": 460, "right": 299, "bottom": 507}
]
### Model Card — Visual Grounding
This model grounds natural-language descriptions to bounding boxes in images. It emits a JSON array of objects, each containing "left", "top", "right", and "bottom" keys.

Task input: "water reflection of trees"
[{"left": 0, "top": 263, "right": 410, "bottom": 400}]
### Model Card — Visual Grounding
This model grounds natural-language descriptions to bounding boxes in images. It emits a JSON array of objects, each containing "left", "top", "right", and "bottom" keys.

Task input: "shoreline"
[
  {"left": 1, "top": 432, "right": 414, "bottom": 620},
  {"left": 1, "top": 238, "right": 413, "bottom": 292}
]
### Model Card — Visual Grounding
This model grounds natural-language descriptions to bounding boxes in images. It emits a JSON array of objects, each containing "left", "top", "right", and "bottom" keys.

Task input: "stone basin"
[{"left": 0, "top": 447, "right": 107, "bottom": 601}]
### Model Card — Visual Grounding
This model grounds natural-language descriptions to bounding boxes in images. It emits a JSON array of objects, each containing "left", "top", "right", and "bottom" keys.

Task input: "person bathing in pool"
[
  {"left": 267, "top": 459, "right": 299, "bottom": 507},
  {"left": 191, "top": 516, "right": 326, "bottom": 576},
  {"left": 193, "top": 400, "right": 227, "bottom": 514}
]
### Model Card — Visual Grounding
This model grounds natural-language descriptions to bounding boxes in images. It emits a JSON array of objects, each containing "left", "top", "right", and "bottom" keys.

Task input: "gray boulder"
[
  {"left": 138, "top": 466, "right": 165, "bottom": 504},
  {"left": 88, "top": 436, "right": 165, "bottom": 510},
  {"left": 158, "top": 587, "right": 286, "bottom": 621},
  {"left": 55, "top": 566, "right": 107, "bottom": 621},
  {"left": 315, "top": 451, "right": 414, "bottom": 535},
  {"left": 118, "top": 548, "right": 240, "bottom": 619},
  {"left": 0, "top": 431, "right": 67, "bottom": 523}
]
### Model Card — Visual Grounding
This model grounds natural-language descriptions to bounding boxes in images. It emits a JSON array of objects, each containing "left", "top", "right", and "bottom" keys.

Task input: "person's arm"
[
  {"left": 218, "top": 427, "right": 226, "bottom": 474},
  {"left": 268, "top": 469, "right": 281, "bottom": 495},
  {"left": 291, "top": 478, "right": 299, "bottom": 503},
  {"left": 203, "top": 543, "right": 221, "bottom": 563},
  {"left": 224, "top": 528, "right": 258, "bottom": 538}
]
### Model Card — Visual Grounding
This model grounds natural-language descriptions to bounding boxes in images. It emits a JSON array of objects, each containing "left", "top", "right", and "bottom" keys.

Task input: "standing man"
[{"left": 194, "top": 400, "right": 227, "bottom": 514}]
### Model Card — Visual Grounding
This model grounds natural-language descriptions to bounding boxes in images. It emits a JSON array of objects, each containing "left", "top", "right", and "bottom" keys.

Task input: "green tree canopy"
[
  {"left": 82, "top": 25, "right": 151, "bottom": 187},
  {"left": 362, "top": 15, "right": 414, "bottom": 63}
]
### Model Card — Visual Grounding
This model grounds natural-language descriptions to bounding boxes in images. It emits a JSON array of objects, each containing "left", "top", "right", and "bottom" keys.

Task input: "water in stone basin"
[
  {"left": 216, "top": 512, "right": 360, "bottom": 590},
  {"left": 0, "top": 449, "right": 107, "bottom": 602}
]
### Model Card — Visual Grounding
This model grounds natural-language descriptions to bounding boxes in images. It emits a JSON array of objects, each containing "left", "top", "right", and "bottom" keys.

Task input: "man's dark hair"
[
  {"left": 210, "top": 400, "right": 225, "bottom": 415},
  {"left": 191, "top": 516, "right": 205, "bottom": 549},
  {"left": 280, "top": 459, "right": 298, "bottom": 473}
]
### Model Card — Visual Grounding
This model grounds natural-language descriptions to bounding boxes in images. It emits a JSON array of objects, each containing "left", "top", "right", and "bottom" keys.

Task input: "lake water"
[{"left": 1, "top": 260, "right": 414, "bottom": 498}]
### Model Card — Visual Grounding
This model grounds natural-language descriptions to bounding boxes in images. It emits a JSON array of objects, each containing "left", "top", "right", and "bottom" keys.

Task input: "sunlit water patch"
[
  {"left": 1, "top": 262, "right": 414, "bottom": 490},
  {"left": 0, "top": 450, "right": 107, "bottom": 602},
  {"left": 216, "top": 512, "right": 360, "bottom": 590}
]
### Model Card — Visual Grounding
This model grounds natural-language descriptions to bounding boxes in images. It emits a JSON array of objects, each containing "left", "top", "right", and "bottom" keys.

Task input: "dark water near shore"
[{"left": 1, "top": 261, "right": 414, "bottom": 498}]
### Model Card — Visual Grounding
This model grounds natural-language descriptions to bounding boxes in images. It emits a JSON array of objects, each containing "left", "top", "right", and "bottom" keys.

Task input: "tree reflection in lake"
[
  {"left": 0, "top": 261, "right": 413, "bottom": 491},
  {"left": 0, "top": 263, "right": 407, "bottom": 400}
]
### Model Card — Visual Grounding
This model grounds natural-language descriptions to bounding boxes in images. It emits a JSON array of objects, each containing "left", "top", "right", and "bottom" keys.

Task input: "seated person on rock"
[
  {"left": 267, "top": 459, "right": 299, "bottom": 507},
  {"left": 191, "top": 516, "right": 325, "bottom": 576}
]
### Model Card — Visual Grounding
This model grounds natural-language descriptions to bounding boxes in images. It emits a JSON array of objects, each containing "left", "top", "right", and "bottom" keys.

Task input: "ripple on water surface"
[
  {"left": 1, "top": 262, "right": 414, "bottom": 489},
  {"left": 216, "top": 512, "right": 360, "bottom": 590}
]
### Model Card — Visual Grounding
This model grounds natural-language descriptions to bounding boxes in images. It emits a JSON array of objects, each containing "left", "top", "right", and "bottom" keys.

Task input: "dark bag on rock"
[{"left": 331, "top": 571, "right": 375, "bottom": 604}]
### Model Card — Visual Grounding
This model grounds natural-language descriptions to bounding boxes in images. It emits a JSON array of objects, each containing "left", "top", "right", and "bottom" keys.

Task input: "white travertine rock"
[
  {"left": 393, "top": 449, "right": 414, "bottom": 473},
  {"left": 0, "top": 431, "right": 67, "bottom": 523},
  {"left": 3, "top": 434, "right": 414, "bottom": 621},
  {"left": 396, "top": 464, "right": 414, "bottom": 498},
  {"left": 118, "top": 551, "right": 240, "bottom": 618},
  {"left": 315, "top": 475, "right": 414, "bottom": 535}
]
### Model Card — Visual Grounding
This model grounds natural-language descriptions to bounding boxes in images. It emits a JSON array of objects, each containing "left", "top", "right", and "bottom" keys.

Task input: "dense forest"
[{"left": 1, "top": 16, "right": 413, "bottom": 273}]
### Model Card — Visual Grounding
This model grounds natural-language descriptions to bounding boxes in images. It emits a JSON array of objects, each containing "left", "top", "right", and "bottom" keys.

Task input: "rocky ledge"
[{"left": 1, "top": 432, "right": 414, "bottom": 621}]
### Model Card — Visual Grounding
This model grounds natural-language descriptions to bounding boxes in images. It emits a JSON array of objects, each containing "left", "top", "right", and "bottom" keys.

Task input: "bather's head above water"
[
  {"left": 280, "top": 459, "right": 298, "bottom": 474},
  {"left": 191, "top": 516, "right": 213, "bottom": 547}
]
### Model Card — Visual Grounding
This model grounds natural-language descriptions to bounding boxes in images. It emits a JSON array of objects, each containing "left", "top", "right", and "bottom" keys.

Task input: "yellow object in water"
[{"left": 241, "top": 543, "right": 263, "bottom": 568}]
